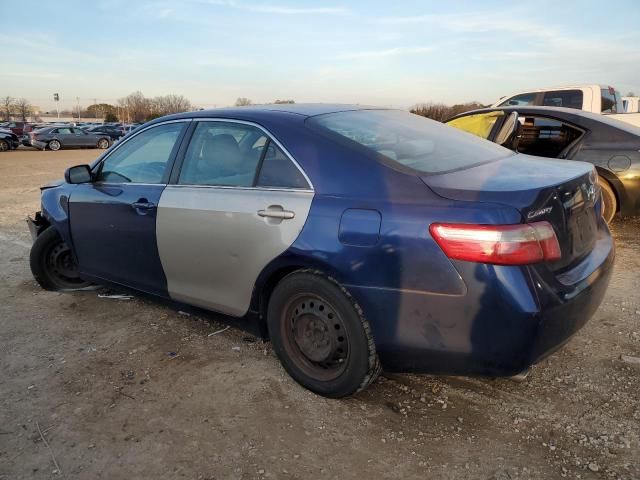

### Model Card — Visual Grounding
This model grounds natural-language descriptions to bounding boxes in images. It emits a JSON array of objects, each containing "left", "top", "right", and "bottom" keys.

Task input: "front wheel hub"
[{"left": 48, "top": 243, "right": 80, "bottom": 279}]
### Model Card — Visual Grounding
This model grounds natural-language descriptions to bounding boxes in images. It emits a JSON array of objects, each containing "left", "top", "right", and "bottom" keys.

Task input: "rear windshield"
[{"left": 308, "top": 109, "right": 512, "bottom": 174}]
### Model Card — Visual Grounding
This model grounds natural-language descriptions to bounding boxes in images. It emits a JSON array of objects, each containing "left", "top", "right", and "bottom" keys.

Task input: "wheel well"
[
  {"left": 595, "top": 168, "right": 620, "bottom": 213},
  {"left": 32, "top": 211, "right": 51, "bottom": 237},
  {"left": 253, "top": 265, "right": 342, "bottom": 338}
]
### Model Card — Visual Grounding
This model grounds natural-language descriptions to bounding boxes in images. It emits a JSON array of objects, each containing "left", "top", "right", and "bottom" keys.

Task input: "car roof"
[{"left": 166, "top": 103, "right": 382, "bottom": 121}]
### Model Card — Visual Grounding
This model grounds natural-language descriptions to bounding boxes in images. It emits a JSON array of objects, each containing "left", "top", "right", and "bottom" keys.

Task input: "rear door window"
[
  {"left": 514, "top": 116, "right": 583, "bottom": 158},
  {"left": 542, "top": 90, "right": 583, "bottom": 109},
  {"left": 178, "top": 121, "right": 267, "bottom": 187}
]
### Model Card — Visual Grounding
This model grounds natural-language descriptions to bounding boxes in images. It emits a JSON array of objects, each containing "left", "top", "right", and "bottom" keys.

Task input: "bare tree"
[
  {"left": 235, "top": 97, "right": 252, "bottom": 107},
  {"left": 151, "top": 94, "right": 192, "bottom": 116},
  {"left": 1, "top": 96, "right": 14, "bottom": 121},
  {"left": 123, "top": 91, "right": 151, "bottom": 123},
  {"left": 273, "top": 99, "right": 295, "bottom": 104},
  {"left": 15, "top": 98, "right": 32, "bottom": 121}
]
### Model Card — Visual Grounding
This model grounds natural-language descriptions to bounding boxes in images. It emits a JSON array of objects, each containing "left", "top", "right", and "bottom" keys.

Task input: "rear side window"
[
  {"left": 514, "top": 116, "right": 583, "bottom": 158},
  {"left": 499, "top": 93, "right": 537, "bottom": 106},
  {"left": 256, "top": 141, "right": 309, "bottom": 189},
  {"left": 542, "top": 90, "right": 583, "bottom": 109},
  {"left": 309, "top": 109, "right": 512, "bottom": 174}
]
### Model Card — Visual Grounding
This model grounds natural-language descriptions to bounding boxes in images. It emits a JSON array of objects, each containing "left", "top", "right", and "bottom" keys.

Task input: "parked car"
[
  {"left": 0, "top": 130, "right": 20, "bottom": 151},
  {"left": 492, "top": 85, "right": 640, "bottom": 127},
  {"left": 27, "top": 104, "right": 614, "bottom": 397},
  {"left": 0, "top": 121, "right": 29, "bottom": 136},
  {"left": 85, "top": 125, "right": 124, "bottom": 141},
  {"left": 446, "top": 106, "right": 640, "bottom": 223},
  {"left": 121, "top": 124, "right": 142, "bottom": 136},
  {"left": 623, "top": 96, "right": 640, "bottom": 113},
  {"left": 30, "top": 126, "right": 111, "bottom": 151}
]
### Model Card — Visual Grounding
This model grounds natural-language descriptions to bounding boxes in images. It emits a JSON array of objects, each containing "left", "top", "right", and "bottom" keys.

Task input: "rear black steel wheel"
[
  {"left": 30, "top": 226, "right": 91, "bottom": 291},
  {"left": 267, "top": 270, "right": 380, "bottom": 397}
]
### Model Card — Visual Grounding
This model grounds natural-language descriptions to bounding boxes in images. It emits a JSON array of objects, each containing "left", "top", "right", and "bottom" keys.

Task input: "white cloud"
[
  {"left": 337, "top": 46, "right": 435, "bottom": 59},
  {"left": 189, "top": 0, "right": 348, "bottom": 15}
]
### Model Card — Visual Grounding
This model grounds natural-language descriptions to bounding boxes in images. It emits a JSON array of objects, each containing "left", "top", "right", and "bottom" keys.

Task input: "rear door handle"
[
  {"left": 258, "top": 209, "right": 295, "bottom": 220},
  {"left": 131, "top": 200, "right": 156, "bottom": 215}
]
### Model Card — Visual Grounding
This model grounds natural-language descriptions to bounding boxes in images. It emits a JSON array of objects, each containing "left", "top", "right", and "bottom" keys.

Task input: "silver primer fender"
[{"left": 156, "top": 186, "right": 313, "bottom": 316}]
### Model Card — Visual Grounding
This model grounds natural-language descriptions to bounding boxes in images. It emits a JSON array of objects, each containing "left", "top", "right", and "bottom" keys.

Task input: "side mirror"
[
  {"left": 495, "top": 111, "right": 519, "bottom": 146},
  {"left": 65, "top": 164, "right": 92, "bottom": 184}
]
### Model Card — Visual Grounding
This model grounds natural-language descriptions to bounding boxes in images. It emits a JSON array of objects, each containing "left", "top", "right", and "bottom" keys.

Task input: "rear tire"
[
  {"left": 48, "top": 139, "right": 61, "bottom": 151},
  {"left": 0, "top": 139, "right": 9, "bottom": 152},
  {"left": 97, "top": 138, "right": 109, "bottom": 149},
  {"left": 599, "top": 176, "right": 617, "bottom": 224},
  {"left": 30, "top": 226, "right": 91, "bottom": 291},
  {"left": 267, "top": 270, "right": 380, "bottom": 398}
]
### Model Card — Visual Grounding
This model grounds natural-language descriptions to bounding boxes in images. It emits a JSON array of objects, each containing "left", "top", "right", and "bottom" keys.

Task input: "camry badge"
[{"left": 527, "top": 206, "right": 553, "bottom": 219}]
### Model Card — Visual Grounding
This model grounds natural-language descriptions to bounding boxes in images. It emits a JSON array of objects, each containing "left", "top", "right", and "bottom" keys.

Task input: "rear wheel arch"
[
  {"left": 594, "top": 167, "right": 621, "bottom": 211},
  {"left": 254, "top": 261, "right": 348, "bottom": 336}
]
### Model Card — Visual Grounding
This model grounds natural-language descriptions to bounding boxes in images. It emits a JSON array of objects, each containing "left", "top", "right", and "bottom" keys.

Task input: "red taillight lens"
[{"left": 429, "top": 221, "right": 561, "bottom": 265}]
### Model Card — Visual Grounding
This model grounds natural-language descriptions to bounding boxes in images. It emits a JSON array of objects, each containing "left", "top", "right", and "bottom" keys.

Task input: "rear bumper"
[{"left": 350, "top": 225, "right": 614, "bottom": 376}]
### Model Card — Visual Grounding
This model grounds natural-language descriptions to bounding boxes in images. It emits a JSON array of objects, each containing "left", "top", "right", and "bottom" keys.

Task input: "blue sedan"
[{"left": 27, "top": 104, "right": 614, "bottom": 397}]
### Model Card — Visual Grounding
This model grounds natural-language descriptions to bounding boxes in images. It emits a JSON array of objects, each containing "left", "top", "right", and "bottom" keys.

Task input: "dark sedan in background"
[
  {"left": 446, "top": 106, "right": 640, "bottom": 223},
  {"left": 0, "top": 129, "right": 20, "bottom": 151},
  {"left": 30, "top": 126, "right": 111, "bottom": 151},
  {"left": 85, "top": 125, "right": 125, "bottom": 142}
]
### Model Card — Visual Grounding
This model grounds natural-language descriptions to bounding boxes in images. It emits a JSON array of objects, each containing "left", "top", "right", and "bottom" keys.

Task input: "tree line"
[
  {"left": 2, "top": 91, "right": 485, "bottom": 124},
  {"left": 409, "top": 101, "right": 486, "bottom": 121},
  {"left": 1, "top": 96, "right": 34, "bottom": 121}
]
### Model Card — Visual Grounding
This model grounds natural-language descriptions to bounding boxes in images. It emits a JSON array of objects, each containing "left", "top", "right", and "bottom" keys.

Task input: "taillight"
[{"left": 429, "top": 221, "right": 561, "bottom": 265}]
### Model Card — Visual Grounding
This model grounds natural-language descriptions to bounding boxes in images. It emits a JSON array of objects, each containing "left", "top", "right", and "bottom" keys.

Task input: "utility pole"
[
  {"left": 76, "top": 97, "right": 80, "bottom": 123},
  {"left": 53, "top": 93, "right": 60, "bottom": 120},
  {"left": 93, "top": 98, "right": 97, "bottom": 120}
]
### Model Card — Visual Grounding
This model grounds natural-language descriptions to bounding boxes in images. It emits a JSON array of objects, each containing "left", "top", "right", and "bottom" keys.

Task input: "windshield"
[{"left": 308, "top": 109, "right": 512, "bottom": 174}]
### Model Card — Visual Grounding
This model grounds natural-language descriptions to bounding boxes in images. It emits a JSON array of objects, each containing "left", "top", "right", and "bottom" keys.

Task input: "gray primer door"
[{"left": 156, "top": 186, "right": 313, "bottom": 317}]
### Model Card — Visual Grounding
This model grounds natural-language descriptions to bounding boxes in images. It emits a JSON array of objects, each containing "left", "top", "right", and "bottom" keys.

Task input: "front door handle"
[{"left": 258, "top": 208, "right": 295, "bottom": 220}]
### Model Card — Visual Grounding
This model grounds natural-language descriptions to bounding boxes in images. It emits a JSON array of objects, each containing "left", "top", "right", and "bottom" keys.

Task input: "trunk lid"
[{"left": 423, "top": 154, "right": 600, "bottom": 271}]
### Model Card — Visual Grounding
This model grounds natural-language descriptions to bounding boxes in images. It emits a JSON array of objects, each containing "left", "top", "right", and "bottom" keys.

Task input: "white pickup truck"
[
  {"left": 623, "top": 96, "right": 640, "bottom": 113},
  {"left": 493, "top": 85, "right": 640, "bottom": 127}
]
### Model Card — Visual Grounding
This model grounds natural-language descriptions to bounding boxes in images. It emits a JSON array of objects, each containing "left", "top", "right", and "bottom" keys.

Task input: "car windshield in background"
[{"left": 309, "top": 109, "right": 512, "bottom": 174}]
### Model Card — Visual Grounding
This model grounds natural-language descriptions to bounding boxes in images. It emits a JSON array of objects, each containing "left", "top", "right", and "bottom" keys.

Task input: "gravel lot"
[{"left": 1, "top": 148, "right": 639, "bottom": 480}]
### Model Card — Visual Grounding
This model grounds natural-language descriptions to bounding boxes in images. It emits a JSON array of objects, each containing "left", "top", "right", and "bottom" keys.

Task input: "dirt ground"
[{"left": 1, "top": 148, "right": 639, "bottom": 480}]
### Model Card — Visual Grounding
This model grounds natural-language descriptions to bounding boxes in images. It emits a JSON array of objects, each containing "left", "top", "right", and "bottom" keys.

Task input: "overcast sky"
[{"left": 1, "top": 0, "right": 638, "bottom": 111}]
